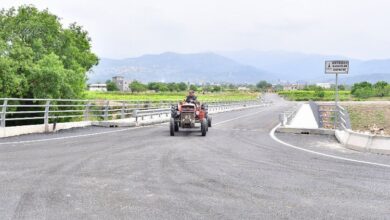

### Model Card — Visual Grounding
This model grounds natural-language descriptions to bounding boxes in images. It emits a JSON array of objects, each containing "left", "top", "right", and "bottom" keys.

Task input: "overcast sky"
[{"left": 2, "top": 0, "right": 390, "bottom": 60}]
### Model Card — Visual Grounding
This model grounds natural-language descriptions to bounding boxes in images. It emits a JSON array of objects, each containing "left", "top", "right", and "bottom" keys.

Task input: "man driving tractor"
[
  {"left": 185, "top": 90, "right": 197, "bottom": 103},
  {"left": 170, "top": 89, "right": 211, "bottom": 136}
]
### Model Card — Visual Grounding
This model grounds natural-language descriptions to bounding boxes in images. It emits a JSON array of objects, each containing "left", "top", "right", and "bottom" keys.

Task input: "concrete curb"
[
  {"left": 335, "top": 129, "right": 390, "bottom": 155},
  {"left": 276, "top": 127, "right": 335, "bottom": 135},
  {"left": 0, "top": 121, "right": 92, "bottom": 138}
]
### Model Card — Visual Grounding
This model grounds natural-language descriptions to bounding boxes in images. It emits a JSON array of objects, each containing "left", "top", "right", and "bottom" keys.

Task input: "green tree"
[
  {"left": 147, "top": 82, "right": 168, "bottom": 92},
  {"left": 351, "top": 82, "right": 372, "bottom": 95},
  {"left": 314, "top": 87, "right": 325, "bottom": 98},
  {"left": 212, "top": 86, "right": 222, "bottom": 92},
  {"left": 338, "top": 85, "right": 346, "bottom": 91},
  {"left": 177, "top": 82, "right": 188, "bottom": 91},
  {"left": 373, "top": 81, "right": 388, "bottom": 97},
  {"left": 256, "top": 80, "right": 272, "bottom": 91},
  {"left": 0, "top": 5, "right": 98, "bottom": 98},
  {"left": 105, "top": 80, "right": 119, "bottom": 91},
  {"left": 189, "top": 84, "right": 198, "bottom": 91},
  {"left": 273, "top": 84, "right": 284, "bottom": 92},
  {"left": 167, "top": 83, "right": 179, "bottom": 92},
  {"left": 130, "top": 81, "right": 147, "bottom": 93}
]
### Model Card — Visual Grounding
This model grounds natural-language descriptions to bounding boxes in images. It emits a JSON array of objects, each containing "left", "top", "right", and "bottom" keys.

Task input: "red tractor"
[{"left": 170, "top": 101, "right": 212, "bottom": 136}]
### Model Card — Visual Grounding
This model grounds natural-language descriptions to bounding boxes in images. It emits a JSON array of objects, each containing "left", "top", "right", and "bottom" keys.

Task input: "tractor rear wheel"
[
  {"left": 201, "top": 119, "right": 208, "bottom": 136},
  {"left": 170, "top": 118, "right": 175, "bottom": 136}
]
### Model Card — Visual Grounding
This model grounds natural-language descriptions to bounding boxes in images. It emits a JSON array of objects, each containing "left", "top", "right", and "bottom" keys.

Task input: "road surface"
[{"left": 1, "top": 94, "right": 390, "bottom": 219}]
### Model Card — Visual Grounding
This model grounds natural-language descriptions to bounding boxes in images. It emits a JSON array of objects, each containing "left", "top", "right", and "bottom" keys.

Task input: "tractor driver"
[{"left": 185, "top": 90, "right": 197, "bottom": 103}]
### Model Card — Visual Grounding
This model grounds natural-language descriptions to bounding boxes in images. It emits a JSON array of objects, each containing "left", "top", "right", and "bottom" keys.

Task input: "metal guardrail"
[
  {"left": 336, "top": 105, "right": 351, "bottom": 130},
  {"left": 0, "top": 98, "right": 263, "bottom": 130},
  {"left": 317, "top": 103, "right": 351, "bottom": 130}
]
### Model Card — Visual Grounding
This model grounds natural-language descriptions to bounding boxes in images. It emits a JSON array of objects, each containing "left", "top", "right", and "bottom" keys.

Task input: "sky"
[{"left": 2, "top": 0, "right": 390, "bottom": 60}]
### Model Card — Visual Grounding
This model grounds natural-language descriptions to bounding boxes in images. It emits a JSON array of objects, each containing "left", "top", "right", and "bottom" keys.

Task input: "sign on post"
[
  {"left": 325, "top": 60, "right": 350, "bottom": 130},
  {"left": 325, "top": 60, "right": 349, "bottom": 74}
]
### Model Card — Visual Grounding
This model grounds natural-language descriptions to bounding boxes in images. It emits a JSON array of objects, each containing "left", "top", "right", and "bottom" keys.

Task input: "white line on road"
[
  {"left": 214, "top": 108, "right": 268, "bottom": 126},
  {"left": 0, "top": 127, "right": 141, "bottom": 145},
  {"left": 269, "top": 124, "right": 390, "bottom": 169}
]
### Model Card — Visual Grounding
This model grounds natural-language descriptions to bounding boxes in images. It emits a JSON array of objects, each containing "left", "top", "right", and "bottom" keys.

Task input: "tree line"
[
  {"left": 351, "top": 81, "right": 390, "bottom": 98},
  {"left": 105, "top": 80, "right": 259, "bottom": 93}
]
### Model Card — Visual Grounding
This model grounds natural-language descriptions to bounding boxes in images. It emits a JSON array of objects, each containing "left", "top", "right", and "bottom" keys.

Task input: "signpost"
[{"left": 325, "top": 60, "right": 349, "bottom": 129}]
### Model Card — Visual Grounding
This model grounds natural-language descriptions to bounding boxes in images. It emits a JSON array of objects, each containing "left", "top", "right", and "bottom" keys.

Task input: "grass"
[
  {"left": 84, "top": 91, "right": 259, "bottom": 102},
  {"left": 278, "top": 90, "right": 352, "bottom": 101},
  {"left": 343, "top": 104, "right": 390, "bottom": 135}
]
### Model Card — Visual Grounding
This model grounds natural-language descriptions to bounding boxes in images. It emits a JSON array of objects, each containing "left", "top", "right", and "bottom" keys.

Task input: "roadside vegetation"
[
  {"left": 344, "top": 104, "right": 390, "bottom": 136},
  {"left": 278, "top": 81, "right": 390, "bottom": 101},
  {"left": 278, "top": 90, "right": 352, "bottom": 101},
  {"left": 88, "top": 80, "right": 264, "bottom": 102},
  {"left": 0, "top": 6, "right": 98, "bottom": 99},
  {"left": 85, "top": 91, "right": 259, "bottom": 102}
]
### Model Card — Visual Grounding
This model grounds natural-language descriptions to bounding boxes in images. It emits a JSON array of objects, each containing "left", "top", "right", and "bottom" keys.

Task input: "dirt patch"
[{"left": 342, "top": 103, "right": 390, "bottom": 136}]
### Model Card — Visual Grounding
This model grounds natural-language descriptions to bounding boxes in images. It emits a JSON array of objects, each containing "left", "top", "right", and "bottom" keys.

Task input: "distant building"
[
  {"left": 283, "top": 83, "right": 305, "bottom": 91},
  {"left": 88, "top": 84, "right": 107, "bottom": 92},
  {"left": 112, "top": 76, "right": 132, "bottom": 92},
  {"left": 238, "top": 87, "right": 250, "bottom": 91},
  {"left": 316, "top": 83, "right": 332, "bottom": 89}
]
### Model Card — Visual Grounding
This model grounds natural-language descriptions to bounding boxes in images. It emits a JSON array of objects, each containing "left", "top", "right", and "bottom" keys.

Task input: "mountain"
[
  {"left": 89, "top": 50, "right": 390, "bottom": 84},
  {"left": 88, "top": 52, "right": 271, "bottom": 84},
  {"left": 220, "top": 50, "right": 390, "bottom": 84}
]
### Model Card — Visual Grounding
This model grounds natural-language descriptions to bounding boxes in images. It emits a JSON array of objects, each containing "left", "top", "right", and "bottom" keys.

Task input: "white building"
[
  {"left": 112, "top": 76, "right": 132, "bottom": 92},
  {"left": 316, "top": 83, "right": 332, "bottom": 89},
  {"left": 88, "top": 84, "right": 107, "bottom": 92},
  {"left": 238, "top": 87, "right": 250, "bottom": 91}
]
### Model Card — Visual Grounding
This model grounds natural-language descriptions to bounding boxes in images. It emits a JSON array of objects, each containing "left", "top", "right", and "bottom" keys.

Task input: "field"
[
  {"left": 278, "top": 90, "right": 352, "bottom": 101},
  {"left": 85, "top": 91, "right": 259, "bottom": 102},
  {"left": 343, "top": 103, "right": 390, "bottom": 136}
]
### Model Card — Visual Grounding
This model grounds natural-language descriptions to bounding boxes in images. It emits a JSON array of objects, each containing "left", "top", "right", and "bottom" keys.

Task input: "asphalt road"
[{"left": 1, "top": 94, "right": 390, "bottom": 219}]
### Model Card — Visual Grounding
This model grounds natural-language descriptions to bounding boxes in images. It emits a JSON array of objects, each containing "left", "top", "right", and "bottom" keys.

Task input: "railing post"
[
  {"left": 121, "top": 101, "right": 126, "bottom": 119},
  {"left": 44, "top": 100, "right": 50, "bottom": 132},
  {"left": 334, "top": 105, "right": 339, "bottom": 130},
  {"left": 1, "top": 99, "right": 8, "bottom": 128},
  {"left": 133, "top": 109, "right": 138, "bottom": 122},
  {"left": 104, "top": 100, "right": 109, "bottom": 121},
  {"left": 84, "top": 101, "right": 91, "bottom": 121},
  {"left": 279, "top": 113, "right": 287, "bottom": 126}
]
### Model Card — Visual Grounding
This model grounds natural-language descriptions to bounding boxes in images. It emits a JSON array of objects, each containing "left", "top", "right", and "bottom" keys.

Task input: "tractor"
[{"left": 170, "top": 101, "right": 212, "bottom": 136}]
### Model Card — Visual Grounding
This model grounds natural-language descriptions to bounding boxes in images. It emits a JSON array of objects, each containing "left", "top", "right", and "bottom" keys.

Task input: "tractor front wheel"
[
  {"left": 201, "top": 119, "right": 208, "bottom": 136},
  {"left": 170, "top": 118, "right": 175, "bottom": 136},
  {"left": 207, "top": 116, "right": 212, "bottom": 128}
]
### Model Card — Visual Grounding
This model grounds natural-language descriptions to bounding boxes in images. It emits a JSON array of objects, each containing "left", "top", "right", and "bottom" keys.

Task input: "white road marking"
[
  {"left": 214, "top": 108, "right": 268, "bottom": 126},
  {"left": 269, "top": 123, "right": 390, "bottom": 169},
  {"left": 0, "top": 106, "right": 267, "bottom": 145},
  {"left": 0, "top": 127, "right": 141, "bottom": 145}
]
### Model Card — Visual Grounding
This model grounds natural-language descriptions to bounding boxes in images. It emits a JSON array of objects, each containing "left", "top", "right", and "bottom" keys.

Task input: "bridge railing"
[
  {"left": 0, "top": 98, "right": 263, "bottom": 129},
  {"left": 317, "top": 103, "right": 351, "bottom": 130}
]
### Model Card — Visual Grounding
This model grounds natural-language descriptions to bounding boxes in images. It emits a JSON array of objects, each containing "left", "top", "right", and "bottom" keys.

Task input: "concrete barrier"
[
  {"left": 0, "top": 121, "right": 92, "bottom": 138},
  {"left": 280, "top": 101, "right": 390, "bottom": 155},
  {"left": 335, "top": 129, "right": 390, "bottom": 155},
  {"left": 277, "top": 127, "right": 335, "bottom": 135}
]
